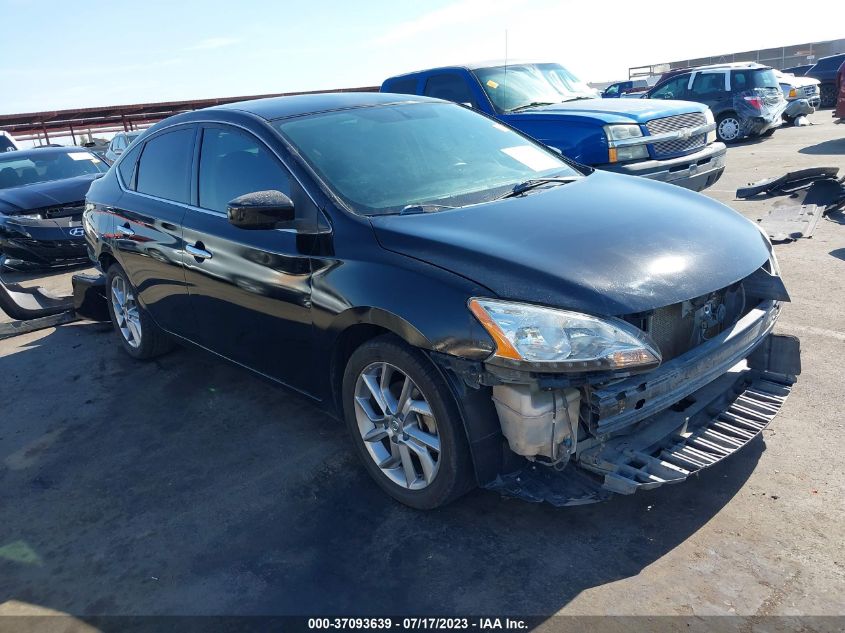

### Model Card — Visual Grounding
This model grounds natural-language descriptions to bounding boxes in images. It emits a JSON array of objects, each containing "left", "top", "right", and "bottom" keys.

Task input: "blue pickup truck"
[{"left": 381, "top": 61, "right": 727, "bottom": 191}]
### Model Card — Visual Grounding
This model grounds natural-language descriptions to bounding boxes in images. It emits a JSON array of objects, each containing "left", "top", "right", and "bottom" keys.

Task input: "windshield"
[
  {"left": 472, "top": 63, "right": 599, "bottom": 112},
  {"left": 0, "top": 150, "right": 107, "bottom": 190},
  {"left": 274, "top": 102, "right": 580, "bottom": 216}
]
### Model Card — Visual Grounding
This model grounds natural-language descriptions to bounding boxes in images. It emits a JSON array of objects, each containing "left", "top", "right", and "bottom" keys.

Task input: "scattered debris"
[
  {"left": 736, "top": 167, "right": 839, "bottom": 199},
  {"left": 737, "top": 169, "right": 845, "bottom": 242}
]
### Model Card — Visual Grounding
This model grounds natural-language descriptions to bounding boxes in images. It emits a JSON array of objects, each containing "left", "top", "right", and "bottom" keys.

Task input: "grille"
[
  {"left": 631, "top": 280, "right": 753, "bottom": 362},
  {"left": 645, "top": 112, "right": 707, "bottom": 158},
  {"left": 41, "top": 202, "right": 84, "bottom": 219}
]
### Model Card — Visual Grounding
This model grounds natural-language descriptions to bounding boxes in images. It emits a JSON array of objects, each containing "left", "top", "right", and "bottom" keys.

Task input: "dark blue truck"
[{"left": 382, "top": 61, "right": 727, "bottom": 192}]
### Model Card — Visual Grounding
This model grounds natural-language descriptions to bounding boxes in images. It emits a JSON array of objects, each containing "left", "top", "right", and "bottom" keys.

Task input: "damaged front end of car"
[{"left": 440, "top": 260, "right": 800, "bottom": 506}]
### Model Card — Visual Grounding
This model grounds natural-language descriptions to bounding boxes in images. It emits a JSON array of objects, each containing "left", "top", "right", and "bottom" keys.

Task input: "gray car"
[{"left": 104, "top": 131, "right": 140, "bottom": 164}]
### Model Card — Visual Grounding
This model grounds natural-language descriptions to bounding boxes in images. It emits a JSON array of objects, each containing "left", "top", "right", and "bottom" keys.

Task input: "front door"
[{"left": 181, "top": 124, "right": 314, "bottom": 389}]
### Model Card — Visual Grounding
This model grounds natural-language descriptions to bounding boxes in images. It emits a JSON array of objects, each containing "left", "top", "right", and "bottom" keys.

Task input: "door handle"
[
  {"left": 116, "top": 224, "right": 135, "bottom": 237},
  {"left": 186, "top": 243, "right": 213, "bottom": 260}
]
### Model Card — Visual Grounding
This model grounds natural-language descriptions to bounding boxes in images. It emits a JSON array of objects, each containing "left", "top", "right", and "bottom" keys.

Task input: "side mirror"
[{"left": 227, "top": 190, "right": 295, "bottom": 230}]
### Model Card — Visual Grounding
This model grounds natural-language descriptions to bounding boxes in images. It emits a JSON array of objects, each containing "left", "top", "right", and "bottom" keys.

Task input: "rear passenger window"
[
  {"left": 136, "top": 128, "right": 195, "bottom": 203},
  {"left": 117, "top": 142, "right": 143, "bottom": 189},
  {"left": 198, "top": 127, "right": 290, "bottom": 214},
  {"left": 423, "top": 74, "right": 475, "bottom": 105},
  {"left": 690, "top": 73, "right": 725, "bottom": 96},
  {"left": 385, "top": 77, "right": 418, "bottom": 95}
]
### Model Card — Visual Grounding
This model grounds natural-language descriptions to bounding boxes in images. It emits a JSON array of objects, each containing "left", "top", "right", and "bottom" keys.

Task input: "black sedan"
[
  {"left": 0, "top": 147, "right": 107, "bottom": 270},
  {"left": 83, "top": 93, "right": 799, "bottom": 509}
]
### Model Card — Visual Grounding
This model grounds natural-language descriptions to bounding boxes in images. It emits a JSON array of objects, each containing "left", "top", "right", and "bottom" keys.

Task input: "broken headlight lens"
[{"left": 469, "top": 298, "right": 661, "bottom": 371}]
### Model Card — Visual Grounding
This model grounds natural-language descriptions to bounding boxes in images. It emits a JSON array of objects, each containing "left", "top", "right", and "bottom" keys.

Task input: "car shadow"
[
  {"left": 0, "top": 322, "right": 763, "bottom": 623},
  {"left": 798, "top": 138, "right": 845, "bottom": 155}
]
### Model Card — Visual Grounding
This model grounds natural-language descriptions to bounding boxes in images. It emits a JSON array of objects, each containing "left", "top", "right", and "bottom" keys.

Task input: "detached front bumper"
[{"left": 599, "top": 142, "right": 727, "bottom": 192}]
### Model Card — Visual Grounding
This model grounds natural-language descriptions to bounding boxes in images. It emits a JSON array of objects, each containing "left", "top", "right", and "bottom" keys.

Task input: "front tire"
[
  {"left": 106, "top": 263, "right": 174, "bottom": 359},
  {"left": 716, "top": 113, "right": 742, "bottom": 143},
  {"left": 342, "top": 335, "right": 474, "bottom": 509}
]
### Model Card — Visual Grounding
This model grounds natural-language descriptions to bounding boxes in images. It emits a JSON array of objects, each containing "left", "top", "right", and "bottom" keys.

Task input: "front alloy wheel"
[
  {"left": 342, "top": 335, "right": 474, "bottom": 509},
  {"left": 354, "top": 362, "right": 441, "bottom": 490}
]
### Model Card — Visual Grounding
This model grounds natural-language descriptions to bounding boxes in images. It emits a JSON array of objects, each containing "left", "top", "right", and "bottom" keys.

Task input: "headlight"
[
  {"left": 604, "top": 124, "right": 643, "bottom": 141},
  {"left": 704, "top": 108, "right": 717, "bottom": 144},
  {"left": 11, "top": 213, "right": 42, "bottom": 220},
  {"left": 604, "top": 124, "right": 648, "bottom": 162},
  {"left": 469, "top": 298, "right": 661, "bottom": 372},
  {"left": 614, "top": 145, "right": 650, "bottom": 161}
]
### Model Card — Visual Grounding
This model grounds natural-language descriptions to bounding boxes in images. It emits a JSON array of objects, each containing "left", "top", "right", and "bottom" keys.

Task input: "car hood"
[
  {"left": 370, "top": 171, "right": 771, "bottom": 316},
  {"left": 506, "top": 98, "right": 706, "bottom": 125},
  {"left": 781, "top": 76, "right": 821, "bottom": 88},
  {"left": 0, "top": 174, "right": 100, "bottom": 215}
]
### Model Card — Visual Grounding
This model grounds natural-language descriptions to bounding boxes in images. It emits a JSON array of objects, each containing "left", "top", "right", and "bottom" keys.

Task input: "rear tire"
[
  {"left": 716, "top": 113, "right": 742, "bottom": 143},
  {"left": 106, "top": 263, "right": 174, "bottom": 360},
  {"left": 342, "top": 334, "right": 475, "bottom": 509}
]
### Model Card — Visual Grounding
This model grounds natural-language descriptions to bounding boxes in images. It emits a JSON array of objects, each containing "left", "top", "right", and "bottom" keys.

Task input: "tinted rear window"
[
  {"left": 423, "top": 74, "right": 474, "bottom": 104},
  {"left": 0, "top": 137, "right": 15, "bottom": 152},
  {"left": 732, "top": 69, "right": 778, "bottom": 90},
  {"left": 136, "top": 128, "right": 195, "bottom": 203}
]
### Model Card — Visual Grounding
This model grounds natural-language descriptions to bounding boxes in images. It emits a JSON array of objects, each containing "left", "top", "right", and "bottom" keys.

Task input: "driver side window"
[{"left": 198, "top": 127, "right": 291, "bottom": 214}]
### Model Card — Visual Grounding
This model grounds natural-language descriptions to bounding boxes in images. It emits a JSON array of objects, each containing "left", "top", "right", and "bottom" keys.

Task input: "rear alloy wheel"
[
  {"left": 106, "top": 264, "right": 174, "bottom": 360},
  {"left": 342, "top": 335, "right": 474, "bottom": 509},
  {"left": 716, "top": 114, "right": 742, "bottom": 143}
]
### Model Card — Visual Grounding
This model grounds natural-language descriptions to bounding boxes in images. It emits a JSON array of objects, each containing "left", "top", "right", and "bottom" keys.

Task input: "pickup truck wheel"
[
  {"left": 106, "top": 263, "right": 174, "bottom": 360},
  {"left": 342, "top": 335, "right": 474, "bottom": 509},
  {"left": 819, "top": 84, "right": 836, "bottom": 108},
  {"left": 716, "top": 114, "right": 742, "bottom": 143}
]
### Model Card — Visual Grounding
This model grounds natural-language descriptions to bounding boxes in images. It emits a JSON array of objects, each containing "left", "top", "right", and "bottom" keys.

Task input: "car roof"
[
  {"left": 815, "top": 52, "right": 845, "bottom": 62},
  {"left": 213, "top": 92, "right": 433, "bottom": 120}
]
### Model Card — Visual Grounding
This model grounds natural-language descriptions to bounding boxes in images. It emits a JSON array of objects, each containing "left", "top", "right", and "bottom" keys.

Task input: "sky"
[{"left": 0, "top": 0, "right": 842, "bottom": 115}]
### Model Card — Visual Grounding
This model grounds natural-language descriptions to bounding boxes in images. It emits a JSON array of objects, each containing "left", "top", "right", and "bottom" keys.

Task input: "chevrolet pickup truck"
[{"left": 381, "top": 61, "right": 727, "bottom": 192}]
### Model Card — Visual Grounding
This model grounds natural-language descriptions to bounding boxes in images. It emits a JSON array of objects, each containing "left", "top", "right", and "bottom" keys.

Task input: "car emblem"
[{"left": 68, "top": 227, "right": 85, "bottom": 237}]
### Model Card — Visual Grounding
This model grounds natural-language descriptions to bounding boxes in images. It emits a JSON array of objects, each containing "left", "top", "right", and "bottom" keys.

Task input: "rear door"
[
  {"left": 112, "top": 125, "right": 199, "bottom": 339},
  {"left": 689, "top": 71, "right": 728, "bottom": 111},
  {"left": 181, "top": 123, "right": 314, "bottom": 388}
]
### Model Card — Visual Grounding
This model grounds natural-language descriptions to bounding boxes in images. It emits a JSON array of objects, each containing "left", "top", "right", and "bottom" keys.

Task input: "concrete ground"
[{"left": 0, "top": 111, "right": 843, "bottom": 625}]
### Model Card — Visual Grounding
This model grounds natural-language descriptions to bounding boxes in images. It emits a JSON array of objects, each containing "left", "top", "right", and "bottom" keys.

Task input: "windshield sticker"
[
  {"left": 486, "top": 80, "right": 499, "bottom": 89},
  {"left": 68, "top": 152, "right": 95, "bottom": 162},
  {"left": 501, "top": 146, "right": 561, "bottom": 172}
]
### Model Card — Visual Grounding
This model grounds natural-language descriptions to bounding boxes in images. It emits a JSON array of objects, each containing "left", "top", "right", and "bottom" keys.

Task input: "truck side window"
[
  {"left": 423, "top": 74, "right": 475, "bottom": 106},
  {"left": 385, "top": 77, "right": 418, "bottom": 95}
]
